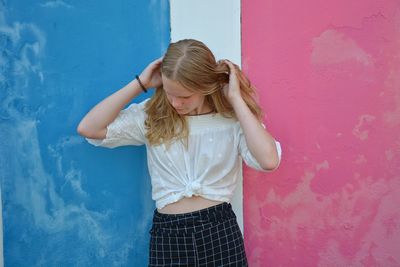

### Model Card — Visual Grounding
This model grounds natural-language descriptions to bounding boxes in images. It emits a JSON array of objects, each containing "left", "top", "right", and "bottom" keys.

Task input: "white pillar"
[{"left": 170, "top": 0, "right": 244, "bottom": 232}]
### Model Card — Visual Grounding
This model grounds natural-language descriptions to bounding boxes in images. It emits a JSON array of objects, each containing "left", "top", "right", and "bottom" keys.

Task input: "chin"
[{"left": 175, "top": 109, "right": 187, "bottom": 114}]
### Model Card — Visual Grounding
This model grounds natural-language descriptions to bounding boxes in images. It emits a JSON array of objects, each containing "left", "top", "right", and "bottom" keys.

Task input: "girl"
[{"left": 77, "top": 39, "right": 281, "bottom": 266}]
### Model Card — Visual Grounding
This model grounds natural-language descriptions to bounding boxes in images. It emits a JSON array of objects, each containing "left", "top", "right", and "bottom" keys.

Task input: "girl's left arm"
[{"left": 223, "top": 60, "right": 280, "bottom": 171}]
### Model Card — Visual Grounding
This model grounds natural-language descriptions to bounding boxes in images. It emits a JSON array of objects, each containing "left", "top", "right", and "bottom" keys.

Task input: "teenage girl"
[{"left": 77, "top": 39, "right": 281, "bottom": 266}]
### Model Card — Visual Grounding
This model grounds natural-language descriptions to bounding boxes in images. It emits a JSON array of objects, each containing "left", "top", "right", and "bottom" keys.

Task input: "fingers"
[
  {"left": 139, "top": 57, "right": 163, "bottom": 87},
  {"left": 220, "top": 59, "right": 237, "bottom": 71},
  {"left": 154, "top": 56, "right": 164, "bottom": 64},
  {"left": 147, "top": 57, "right": 163, "bottom": 72},
  {"left": 152, "top": 57, "right": 163, "bottom": 66},
  {"left": 149, "top": 56, "right": 163, "bottom": 67},
  {"left": 222, "top": 60, "right": 238, "bottom": 77}
]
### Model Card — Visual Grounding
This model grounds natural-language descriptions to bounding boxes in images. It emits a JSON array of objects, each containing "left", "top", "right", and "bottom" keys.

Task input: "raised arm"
[
  {"left": 222, "top": 60, "right": 280, "bottom": 171},
  {"left": 77, "top": 57, "right": 163, "bottom": 139}
]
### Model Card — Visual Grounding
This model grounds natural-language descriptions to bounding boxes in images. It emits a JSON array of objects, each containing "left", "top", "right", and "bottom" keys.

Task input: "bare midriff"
[{"left": 158, "top": 196, "right": 224, "bottom": 214}]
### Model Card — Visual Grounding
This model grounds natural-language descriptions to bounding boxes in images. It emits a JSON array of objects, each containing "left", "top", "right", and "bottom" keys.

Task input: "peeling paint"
[
  {"left": 312, "top": 29, "right": 373, "bottom": 66},
  {"left": 352, "top": 114, "right": 376, "bottom": 141}
]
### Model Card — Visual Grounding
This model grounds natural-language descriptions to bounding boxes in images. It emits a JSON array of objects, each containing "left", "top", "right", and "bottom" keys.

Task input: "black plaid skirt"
[{"left": 148, "top": 202, "right": 248, "bottom": 267}]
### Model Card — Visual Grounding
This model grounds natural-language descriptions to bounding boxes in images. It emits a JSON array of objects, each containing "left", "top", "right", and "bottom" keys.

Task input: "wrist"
[
  {"left": 135, "top": 75, "right": 148, "bottom": 93},
  {"left": 229, "top": 94, "right": 244, "bottom": 107},
  {"left": 127, "top": 79, "right": 145, "bottom": 95}
]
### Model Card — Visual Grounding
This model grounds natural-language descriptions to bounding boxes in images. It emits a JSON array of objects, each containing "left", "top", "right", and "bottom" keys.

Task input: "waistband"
[{"left": 151, "top": 202, "right": 236, "bottom": 235}]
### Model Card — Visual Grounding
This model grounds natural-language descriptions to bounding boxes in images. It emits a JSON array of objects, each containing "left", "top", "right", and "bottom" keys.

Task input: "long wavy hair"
[{"left": 144, "top": 39, "right": 262, "bottom": 146}]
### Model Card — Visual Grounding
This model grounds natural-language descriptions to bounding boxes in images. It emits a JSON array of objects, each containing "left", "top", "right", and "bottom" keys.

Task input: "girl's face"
[{"left": 162, "top": 75, "right": 210, "bottom": 115}]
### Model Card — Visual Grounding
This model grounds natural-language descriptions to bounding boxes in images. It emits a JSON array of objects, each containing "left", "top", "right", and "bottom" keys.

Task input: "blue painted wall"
[{"left": 0, "top": 0, "right": 170, "bottom": 266}]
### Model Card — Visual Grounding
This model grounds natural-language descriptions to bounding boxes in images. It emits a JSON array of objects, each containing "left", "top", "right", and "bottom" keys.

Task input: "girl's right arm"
[{"left": 77, "top": 57, "right": 163, "bottom": 139}]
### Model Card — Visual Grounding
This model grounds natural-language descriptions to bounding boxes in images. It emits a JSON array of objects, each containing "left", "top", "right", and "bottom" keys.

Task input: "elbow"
[
  {"left": 260, "top": 158, "right": 280, "bottom": 172},
  {"left": 260, "top": 140, "right": 281, "bottom": 171},
  {"left": 77, "top": 122, "right": 87, "bottom": 137},
  {"left": 259, "top": 151, "right": 281, "bottom": 172},
  {"left": 76, "top": 121, "right": 95, "bottom": 138},
  {"left": 77, "top": 122, "right": 106, "bottom": 139}
]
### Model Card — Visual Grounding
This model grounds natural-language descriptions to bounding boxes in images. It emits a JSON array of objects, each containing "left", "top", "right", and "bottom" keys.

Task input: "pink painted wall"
[{"left": 242, "top": 0, "right": 400, "bottom": 266}]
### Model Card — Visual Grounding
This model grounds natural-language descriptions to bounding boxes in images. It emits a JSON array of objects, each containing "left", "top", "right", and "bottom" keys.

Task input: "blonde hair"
[{"left": 144, "top": 39, "right": 262, "bottom": 146}]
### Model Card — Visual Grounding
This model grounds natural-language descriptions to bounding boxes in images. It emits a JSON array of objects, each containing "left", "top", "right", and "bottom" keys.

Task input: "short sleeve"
[
  {"left": 85, "top": 99, "right": 148, "bottom": 148},
  {"left": 237, "top": 123, "right": 282, "bottom": 172}
]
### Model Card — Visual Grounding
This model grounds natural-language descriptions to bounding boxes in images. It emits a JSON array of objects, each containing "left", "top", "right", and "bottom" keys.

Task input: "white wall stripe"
[{"left": 170, "top": 0, "right": 244, "bottom": 233}]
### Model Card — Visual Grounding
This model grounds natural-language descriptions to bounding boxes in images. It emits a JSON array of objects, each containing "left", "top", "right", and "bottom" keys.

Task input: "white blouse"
[{"left": 86, "top": 99, "right": 282, "bottom": 209}]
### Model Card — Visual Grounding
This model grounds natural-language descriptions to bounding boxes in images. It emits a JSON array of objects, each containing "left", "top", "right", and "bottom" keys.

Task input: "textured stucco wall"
[
  {"left": 242, "top": 0, "right": 400, "bottom": 266},
  {"left": 0, "top": 1, "right": 169, "bottom": 266}
]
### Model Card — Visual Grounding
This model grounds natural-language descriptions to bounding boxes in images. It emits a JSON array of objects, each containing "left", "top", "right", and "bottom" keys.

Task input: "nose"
[{"left": 171, "top": 97, "right": 183, "bottom": 109}]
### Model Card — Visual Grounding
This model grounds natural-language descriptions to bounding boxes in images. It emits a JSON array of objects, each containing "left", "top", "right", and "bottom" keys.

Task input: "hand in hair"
[
  {"left": 218, "top": 60, "right": 280, "bottom": 171},
  {"left": 138, "top": 56, "right": 164, "bottom": 89},
  {"left": 221, "top": 60, "right": 242, "bottom": 104}
]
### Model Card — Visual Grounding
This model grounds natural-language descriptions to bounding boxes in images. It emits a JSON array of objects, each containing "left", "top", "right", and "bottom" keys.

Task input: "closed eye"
[{"left": 165, "top": 93, "right": 192, "bottom": 99}]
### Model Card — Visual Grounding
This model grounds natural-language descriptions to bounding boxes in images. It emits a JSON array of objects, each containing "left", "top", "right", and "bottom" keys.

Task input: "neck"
[
  {"left": 186, "top": 109, "right": 214, "bottom": 116},
  {"left": 189, "top": 100, "right": 213, "bottom": 115}
]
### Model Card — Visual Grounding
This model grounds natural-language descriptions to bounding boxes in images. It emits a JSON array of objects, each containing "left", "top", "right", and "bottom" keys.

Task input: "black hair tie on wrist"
[{"left": 135, "top": 75, "right": 148, "bottom": 93}]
